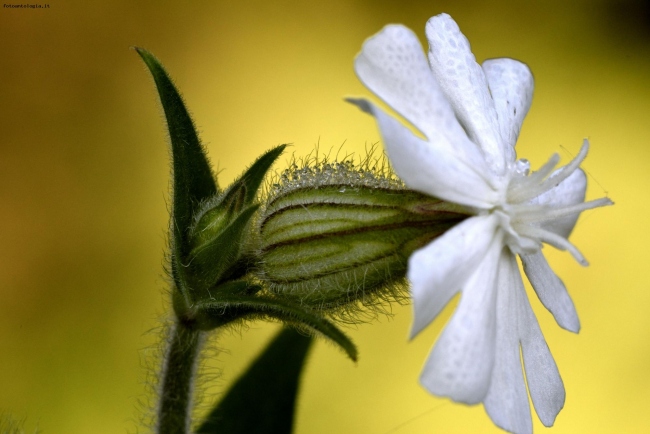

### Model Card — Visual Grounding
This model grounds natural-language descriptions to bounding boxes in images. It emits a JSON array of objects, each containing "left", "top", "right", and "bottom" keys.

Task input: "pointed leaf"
[
  {"left": 239, "top": 145, "right": 287, "bottom": 205},
  {"left": 135, "top": 48, "right": 218, "bottom": 259},
  {"left": 196, "top": 327, "right": 312, "bottom": 434},
  {"left": 197, "top": 295, "right": 357, "bottom": 361},
  {"left": 214, "top": 145, "right": 287, "bottom": 218}
]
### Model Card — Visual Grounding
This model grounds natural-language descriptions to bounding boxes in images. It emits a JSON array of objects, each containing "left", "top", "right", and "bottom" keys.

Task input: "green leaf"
[
  {"left": 196, "top": 327, "right": 313, "bottom": 434},
  {"left": 135, "top": 48, "right": 217, "bottom": 259},
  {"left": 191, "top": 145, "right": 285, "bottom": 242},
  {"left": 238, "top": 145, "right": 286, "bottom": 205},
  {"left": 209, "top": 145, "right": 286, "bottom": 219},
  {"left": 196, "top": 295, "right": 357, "bottom": 361}
]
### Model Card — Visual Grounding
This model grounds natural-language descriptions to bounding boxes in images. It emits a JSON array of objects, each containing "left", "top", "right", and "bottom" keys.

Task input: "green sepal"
[
  {"left": 188, "top": 204, "right": 260, "bottom": 295},
  {"left": 260, "top": 185, "right": 466, "bottom": 308},
  {"left": 196, "top": 327, "right": 312, "bottom": 434},
  {"left": 136, "top": 47, "right": 218, "bottom": 309},
  {"left": 195, "top": 295, "right": 357, "bottom": 361}
]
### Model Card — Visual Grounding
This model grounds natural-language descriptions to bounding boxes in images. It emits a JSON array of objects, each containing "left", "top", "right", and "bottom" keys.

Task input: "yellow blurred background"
[{"left": 0, "top": 0, "right": 648, "bottom": 432}]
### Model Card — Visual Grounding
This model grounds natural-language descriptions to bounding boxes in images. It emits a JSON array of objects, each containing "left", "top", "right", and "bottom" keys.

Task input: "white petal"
[
  {"left": 347, "top": 98, "right": 499, "bottom": 208},
  {"left": 521, "top": 251, "right": 580, "bottom": 333},
  {"left": 484, "top": 253, "right": 532, "bottom": 434},
  {"left": 531, "top": 168, "right": 587, "bottom": 238},
  {"left": 518, "top": 273, "right": 566, "bottom": 427},
  {"left": 353, "top": 23, "right": 486, "bottom": 169},
  {"left": 409, "top": 215, "right": 500, "bottom": 338},
  {"left": 482, "top": 58, "right": 534, "bottom": 155},
  {"left": 419, "top": 235, "right": 503, "bottom": 404},
  {"left": 425, "top": 14, "right": 505, "bottom": 174}
]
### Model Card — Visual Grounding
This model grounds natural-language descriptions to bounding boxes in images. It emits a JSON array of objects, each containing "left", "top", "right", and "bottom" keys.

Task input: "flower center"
[{"left": 490, "top": 140, "right": 612, "bottom": 265}]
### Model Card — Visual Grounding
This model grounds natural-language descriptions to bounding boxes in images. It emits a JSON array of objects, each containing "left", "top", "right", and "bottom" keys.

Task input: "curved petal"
[
  {"left": 531, "top": 168, "right": 587, "bottom": 238},
  {"left": 482, "top": 58, "right": 534, "bottom": 157},
  {"left": 425, "top": 14, "right": 505, "bottom": 175},
  {"left": 419, "top": 235, "right": 503, "bottom": 404},
  {"left": 484, "top": 252, "right": 532, "bottom": 434},
  {"left": 353, "top": 23, "right": 486, "bottom": 170},
  {"left": 347, "top": 98, "right": 498, "bottom": 208},
  {"left": 518, "top": 268, "right": 566, "bottom": 427},
  {"left": 409, "top": 214, "right": 499, "bottom": 338},
  {"left": 521, "top": 251, "right": 580, "bottom": 333}
]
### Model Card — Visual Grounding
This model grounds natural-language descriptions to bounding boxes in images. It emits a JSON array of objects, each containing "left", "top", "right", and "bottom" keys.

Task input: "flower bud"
[
  {"left": 185, "top": 194, "right": 259, "bottom": 294},
  {"left": 258, "top": 161, "right": 469, "bottom": 311},
  {"left": 179, "top": 146, "right": 286, "bottom": 302}
]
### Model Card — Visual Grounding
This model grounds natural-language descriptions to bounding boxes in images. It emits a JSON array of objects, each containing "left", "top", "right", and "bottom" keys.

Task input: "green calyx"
[{"left": 258, "top": 162, "right": 470, "bottom": 312}]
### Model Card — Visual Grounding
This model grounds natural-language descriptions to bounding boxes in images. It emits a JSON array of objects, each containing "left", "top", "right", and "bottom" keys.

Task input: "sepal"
[{"left": 260, "top": 183, "right": 468, "bottom": 310}]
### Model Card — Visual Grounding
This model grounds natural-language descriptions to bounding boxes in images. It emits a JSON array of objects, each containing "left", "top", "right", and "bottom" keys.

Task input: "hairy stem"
[{"left": 157, "top": 321, "right": 203, "bottom": 434}]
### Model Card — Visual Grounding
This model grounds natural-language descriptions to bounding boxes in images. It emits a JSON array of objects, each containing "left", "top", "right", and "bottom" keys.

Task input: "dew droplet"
[{"left": 514, "top": 158, "right": 530, "bottom": 177}]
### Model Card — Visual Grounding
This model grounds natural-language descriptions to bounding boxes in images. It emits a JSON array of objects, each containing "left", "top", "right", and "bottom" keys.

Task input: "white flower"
[{"left": 347, "top": 13, "right": 612, "bottom": 434}]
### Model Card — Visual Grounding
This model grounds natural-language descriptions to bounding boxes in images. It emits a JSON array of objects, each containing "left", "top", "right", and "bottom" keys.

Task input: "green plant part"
[
  {"left": 136, "top": 47, "right": 360, "bottom": 434},
  {"left": 258, "top": 159, "right": 470, "bottom": 317}
]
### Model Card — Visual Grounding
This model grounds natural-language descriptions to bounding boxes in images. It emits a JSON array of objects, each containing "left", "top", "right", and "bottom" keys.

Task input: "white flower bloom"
[{"left": 347, "top": 13, "right": 612, "bottom": 434}]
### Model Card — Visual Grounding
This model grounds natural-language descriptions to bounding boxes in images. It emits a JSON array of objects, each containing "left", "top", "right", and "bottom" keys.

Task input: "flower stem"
[{"left": 157, "top": 321, "right": 203, "bottom": 434}]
